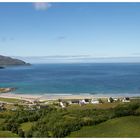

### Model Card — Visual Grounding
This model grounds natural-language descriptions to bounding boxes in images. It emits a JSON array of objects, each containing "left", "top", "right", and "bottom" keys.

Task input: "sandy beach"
[
  {"left": 0, "top": 92, "right": 135, "bottom": 101},
  {"left": 0, "top": 93, "right": 42, "bottom": 102},
  {"left": 0, "top": 93, "right": 102, "bottom": 101}
]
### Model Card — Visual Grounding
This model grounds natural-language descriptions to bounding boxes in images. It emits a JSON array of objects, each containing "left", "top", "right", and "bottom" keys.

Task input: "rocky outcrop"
[
  {"left": 0, "top": 88, "right": 16, "bottom": 93},
  {"left": 0, "top": 55, "right": 30, "bottom": 67},
  {"left": 0, "top": 66, "right": 4, "bottom": 69}
]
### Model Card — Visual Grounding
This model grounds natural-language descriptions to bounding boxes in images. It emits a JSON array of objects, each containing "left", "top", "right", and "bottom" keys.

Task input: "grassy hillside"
[
  {"left": 0, "top": 101, "right": 140, "bottom": 138},
  {"left": 0, "top": 131, "right": 19, "bottom": 138},
  {"left": 0, "top": 118, "right": 5, "bottom": 130},
  {"left": 68, "top": 116, "right": 140, "bottom": 138},
  {"left": 67, "top": 102, "right": 121, "bottom": 110},
  {"left": 0, "top": 97, "right": 20, "bottom": 103},
  {"left": 20, "top": 122, "right": 35, "bottom": 132}
]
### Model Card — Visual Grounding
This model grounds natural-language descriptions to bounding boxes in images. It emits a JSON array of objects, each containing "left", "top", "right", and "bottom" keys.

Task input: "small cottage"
[
  {"left": 108, "top": 97, "right": 114, "bottom": 103},
  {"left": 81, "top": 99, "right": 90, "bottom": 104},
  {"left": 60, "top": 102, "right": 66, "bottom": 108},
  {"left": 91, "top": 98, "right": 100, "bottom": 104},
  {"left": 122, "top": 97, "right": 130, "bottom": 102}
]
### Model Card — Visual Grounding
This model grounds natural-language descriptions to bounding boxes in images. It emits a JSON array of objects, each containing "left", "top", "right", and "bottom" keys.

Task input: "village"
[{"left": 0, "top": 96, "right": 131, "bottom": 111}]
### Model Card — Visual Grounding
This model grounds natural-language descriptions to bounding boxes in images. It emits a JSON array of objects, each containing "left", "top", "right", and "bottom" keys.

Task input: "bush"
[
  {"left": 18, "top": 128, "right": 24, "bottom": 137},
  {"left": 25, "top": 130, "right": 32, "bottom": 138}
]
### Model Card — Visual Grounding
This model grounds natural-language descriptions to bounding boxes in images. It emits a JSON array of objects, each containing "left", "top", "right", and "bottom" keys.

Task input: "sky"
[{"left": 0, "top": 2, "right": 140, "bottom": 58}]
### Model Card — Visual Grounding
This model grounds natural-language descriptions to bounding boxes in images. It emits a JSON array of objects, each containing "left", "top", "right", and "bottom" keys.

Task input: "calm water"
[{"left": 0, "top": 63, "right": 140, "bottom": 96}]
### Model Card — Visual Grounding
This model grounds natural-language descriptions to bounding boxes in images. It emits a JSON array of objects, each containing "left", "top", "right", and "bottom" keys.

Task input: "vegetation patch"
[
  {"left": 68, "top": 116, "right": 140, "bottom": 138},
  {"left": 0, "top": 100, "right": 140, "bottom": 138},
  {"left": 67, "top": 102, "right": 120, "bottom": 110},
  {"left": 20, "top": 122, "right": 35, "bottom": 132},
  {"left": 0, "top": 131, "right": 19, "bottom": 138},
  {"left": 0, "top": 97, "right": 20, "bottom": 103}
]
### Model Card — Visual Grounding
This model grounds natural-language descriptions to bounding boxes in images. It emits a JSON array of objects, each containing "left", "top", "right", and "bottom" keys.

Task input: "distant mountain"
[{"left": 0, "top": 55, "right": 30, "bottom": 67}]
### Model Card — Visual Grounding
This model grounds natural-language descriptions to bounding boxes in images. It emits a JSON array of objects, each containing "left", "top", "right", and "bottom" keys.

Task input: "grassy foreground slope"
[
  {"left": 20, "top": 122, "right": 35, "bottom": 132},
  {"left": 69, "top": 116, "right": 140, "bottom": 138},
  {"left": 0, "top": 97, "right": 20, "bottom": 103},
  {"left": 0, "top": 131, "right": 19, "bottom": 138}
]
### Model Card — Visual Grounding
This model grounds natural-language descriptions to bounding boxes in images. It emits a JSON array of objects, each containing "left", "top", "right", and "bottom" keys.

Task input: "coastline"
[{"left": 0, "top": 92, "right": 140, "bottom": 101}]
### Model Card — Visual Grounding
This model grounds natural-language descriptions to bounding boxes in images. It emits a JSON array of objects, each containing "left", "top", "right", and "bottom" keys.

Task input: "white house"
[
  {"left": 113, "top": 98, "right": 119, "bottom": 102},
  {"left": 81, "top": 99, "right": 90, "bottom": 104},
  {"left": 122, "top": 97, "right": 130, "bottom": 103},
  {"left": 91, "top": 99, "right": 100, "bottom": 104},
  {"left": 60, "top": 102, "right": 66, "bottom": 108},
  {"left": 107, "top": 97, "right": 114, "bottom": 103},
  {"left": 79, "top": 100, "right": 85, "bottom": 106}
]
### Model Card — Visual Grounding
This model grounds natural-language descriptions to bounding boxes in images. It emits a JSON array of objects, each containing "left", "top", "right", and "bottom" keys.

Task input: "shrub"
[{"left": 18, "top": 128, "right": 24, "bottom": 137}]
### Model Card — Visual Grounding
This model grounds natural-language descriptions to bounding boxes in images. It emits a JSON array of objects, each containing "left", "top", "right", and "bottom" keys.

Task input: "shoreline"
[{"left": 0, "top": 92, "right": 140, "bottom": 101}]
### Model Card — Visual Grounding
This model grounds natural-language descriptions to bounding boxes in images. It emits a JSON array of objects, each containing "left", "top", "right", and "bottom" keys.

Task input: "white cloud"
[{"left": 33, "top": 2, "right": 51, "bottom": 11}]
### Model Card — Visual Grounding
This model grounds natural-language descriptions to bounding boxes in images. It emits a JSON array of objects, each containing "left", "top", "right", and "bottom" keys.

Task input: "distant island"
[
  {"left": 0, "top": 55, "right": 30, "bottom": 67},
  {"left": 0, "top": 66, "right": 4, "bottom": 69}
]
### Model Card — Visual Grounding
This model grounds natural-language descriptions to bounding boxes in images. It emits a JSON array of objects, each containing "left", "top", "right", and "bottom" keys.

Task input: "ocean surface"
[{"left": 1, "top": 63, "right": 140, "bottom": 96}]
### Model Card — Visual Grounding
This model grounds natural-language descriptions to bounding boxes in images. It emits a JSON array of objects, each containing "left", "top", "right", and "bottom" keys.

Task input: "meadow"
[
  {"left": 68, "top": 116, "right": 140, "bottom": 138},
  {"left": 0, "top": 99, "right": 140, "bottom": 138}
]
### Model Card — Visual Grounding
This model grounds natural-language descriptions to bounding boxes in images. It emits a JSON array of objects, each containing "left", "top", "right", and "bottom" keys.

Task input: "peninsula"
[{"left": 0, "top": 55, "right": 30, "bottom": 67}]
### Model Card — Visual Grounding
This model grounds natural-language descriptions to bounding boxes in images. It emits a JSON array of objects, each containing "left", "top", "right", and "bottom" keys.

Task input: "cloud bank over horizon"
[{"left": 13, "top": 56, "right": 140, "bottom": 64}]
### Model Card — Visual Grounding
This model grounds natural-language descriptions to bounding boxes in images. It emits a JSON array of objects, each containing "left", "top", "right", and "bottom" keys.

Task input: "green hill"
[
  {"left": 0, "top": 131, "right": 19, "bottom": 138},
  {"left": 20, "top": 122, "right": 35, "bottom": 132},
  {"left": 68, "top": 116, "right": 140, "bottom": 138}
]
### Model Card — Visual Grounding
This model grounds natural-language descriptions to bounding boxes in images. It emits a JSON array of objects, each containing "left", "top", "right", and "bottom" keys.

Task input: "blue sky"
[{"left": 0, "top": 2, "right": 140, "bottom": 57}]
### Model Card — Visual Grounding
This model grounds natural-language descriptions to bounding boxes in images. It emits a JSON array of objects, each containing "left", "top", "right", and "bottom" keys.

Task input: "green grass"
[
  {"left": 0, "top": 110, "right": 15, "bottom": 117},
  {"left": 0, "top": 118, "right": 5, "bottom": 130},
  {"left": 67, "top": 102, "right": 120, "bottom": 111},
  {"left": 20, "top": 122, "right": 35, "bottom": 132},
  {"left": 0, "top": 97, "right": 20, "bottom": 103},
  {"left": 0, "top": 131, "right": 19, "bottom": 138},
  {"left": 68, "top": 116, "right": 140, "bottom": 138},
  {"left": 0, "top": 118, "right": 5, "bottom": 124}
]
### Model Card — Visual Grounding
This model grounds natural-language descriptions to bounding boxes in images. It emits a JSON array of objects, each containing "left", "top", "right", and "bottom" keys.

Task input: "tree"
[
  {"left": 98, "top": 98, "right": 103, "bottom": 103},
  {"left": 25, "top": 130, "right": 32, "bottom": 138},
  {"left": 18, "top": 128, "right": 24, "bottom": 137},
  {"left": 11, "top": 125, "right": 18, "bottom": 134},
  {"left": 109, "top": 97, "right": 114, "bottom": 103},
  {"left": 58, "top": 99, "right": 62, "bottom": 102}
]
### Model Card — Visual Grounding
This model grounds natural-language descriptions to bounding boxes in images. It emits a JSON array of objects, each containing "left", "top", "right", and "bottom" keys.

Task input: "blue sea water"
[{"left": 0, "top": 63, "right": 140, "bottom": 96}]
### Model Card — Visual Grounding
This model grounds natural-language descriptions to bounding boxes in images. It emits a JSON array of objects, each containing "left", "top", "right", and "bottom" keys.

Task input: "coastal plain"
[{"left": 0, "top": 91, "right": 140, "bottom": 138}]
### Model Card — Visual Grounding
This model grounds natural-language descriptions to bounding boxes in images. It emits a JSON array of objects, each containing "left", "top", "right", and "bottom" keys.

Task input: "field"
[
  {"left": 0, "top": 118, "right": 5, "bottom": 124},
  {"left": 0, "top": 110, "right": 15, "bottom": 117},
  {"left": 0, "top": 98, "right": 139, "bottom": 138},
  {"left": 20, "top": 122, "right": 35, "bottom": 132},
  {"left": 0, "top": 97, "right": 20, "bottom": 103},
  {"left": 68, "top": 116, "right": 140, "bottom": 138},
  {"left": 0, "top": 131, "right": 19, "bottom": 138},
  {"left": 67, "top": 102, "right": 121, "bottom": 110}
]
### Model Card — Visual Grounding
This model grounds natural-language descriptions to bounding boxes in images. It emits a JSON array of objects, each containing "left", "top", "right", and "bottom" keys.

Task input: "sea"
[{"left": 0, "top": 63, "right": 140, "bottom": 96}]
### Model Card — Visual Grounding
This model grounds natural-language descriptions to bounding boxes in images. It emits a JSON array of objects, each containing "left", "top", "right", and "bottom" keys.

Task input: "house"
[
  {"left": 79, "top": 101, "right": 85, "bottom": 106},
  {"left": 81, "top": 99, "right": 90, "bottom": 104},
  {"left": 67, "top": 101, "right": 72, "bottom": 105},
  {"left": 91, "top": 98, "right": 100, "bottom": 104},
  {"left": 60, "top": 102, "right": 66, "bottom": 108},
  {"left": 122, "top": 97, "right": 130, "bottom": 102},
  {"left": 113, "top": 98, "right": 119, "bottom": 102},
  {"left": 107, "top": 97, "right": 114, "bottom": 103}
]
